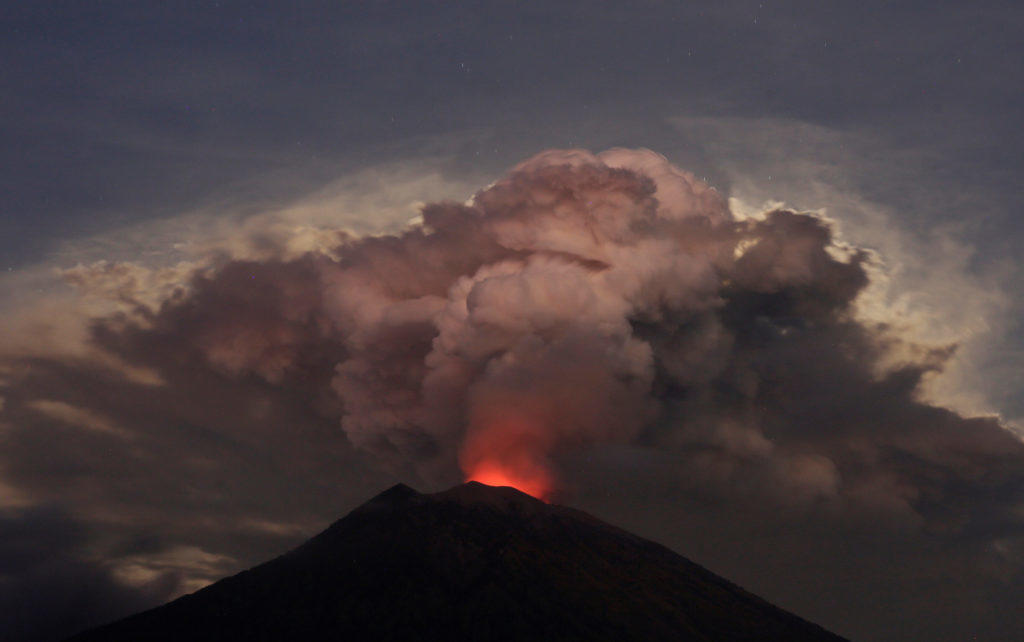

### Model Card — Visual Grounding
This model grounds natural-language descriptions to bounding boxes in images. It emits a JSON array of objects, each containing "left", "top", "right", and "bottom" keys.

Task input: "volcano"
[{"left": 68, "top": 482, "right": 845, "bottom": 641}]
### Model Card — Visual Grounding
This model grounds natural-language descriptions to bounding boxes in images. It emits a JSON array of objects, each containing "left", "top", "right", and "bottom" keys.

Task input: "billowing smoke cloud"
[
  {"left": 83, "top": 148, "right": 1024, "bottom": 503},
  {"left": 3, "top": 148, "right": 1024, "bottom": 640},
  {"left": 84, "top": 149, "right": 742, "bottom": 492}
]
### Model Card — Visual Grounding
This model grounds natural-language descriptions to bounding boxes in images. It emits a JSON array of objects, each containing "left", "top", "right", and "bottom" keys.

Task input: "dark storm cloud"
[
  {"left": 0, "top": 506, "right": 180, "bottom": 642},
  {"left": 1, "top": 148, "right": 1022, "bottom": 640}
]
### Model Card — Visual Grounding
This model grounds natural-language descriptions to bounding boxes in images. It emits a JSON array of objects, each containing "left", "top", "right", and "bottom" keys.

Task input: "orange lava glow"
[{"left": 466, "top": 459, "right": 553, "bottom": 501}]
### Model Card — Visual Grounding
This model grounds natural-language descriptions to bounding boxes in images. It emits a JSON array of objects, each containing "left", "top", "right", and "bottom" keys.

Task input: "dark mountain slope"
[{"left": 68, "top": 482, "right": 846, "bottom": 641}]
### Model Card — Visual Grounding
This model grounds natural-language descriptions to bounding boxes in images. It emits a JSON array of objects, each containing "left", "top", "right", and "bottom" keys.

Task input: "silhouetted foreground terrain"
[{"left": 68, "top": 482, "right": 846, "bottom": 641}]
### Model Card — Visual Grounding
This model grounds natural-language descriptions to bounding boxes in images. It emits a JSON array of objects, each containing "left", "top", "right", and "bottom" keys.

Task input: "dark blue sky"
[{"left": 4, "top": 1, "right": 1021, "bottom": 264}]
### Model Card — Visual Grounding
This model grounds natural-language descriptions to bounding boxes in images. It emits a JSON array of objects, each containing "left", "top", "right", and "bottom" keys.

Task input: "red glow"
[
  {"left": 466, "top": 459, "right": 553, "bottom": 500},
  {"left": 460, "top": 412, "right": 557, "bottom": 501}
]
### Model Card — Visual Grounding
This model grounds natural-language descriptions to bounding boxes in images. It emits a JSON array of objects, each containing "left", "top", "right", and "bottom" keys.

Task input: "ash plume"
[
  {"left": 82, "top": 148, "right": 1021, "bottom": 505},
  {"left": 7, "top": 148, "right": 1023, "bottom": 640}
]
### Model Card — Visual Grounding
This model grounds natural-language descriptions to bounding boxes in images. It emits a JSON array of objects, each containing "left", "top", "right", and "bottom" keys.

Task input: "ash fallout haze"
[{"left": 2, "top": 2, "right": 1024, "bottom": 641}]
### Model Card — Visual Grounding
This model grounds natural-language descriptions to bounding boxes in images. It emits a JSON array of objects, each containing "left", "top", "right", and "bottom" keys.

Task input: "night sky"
[{"left": 2, "top": 3, "right": 1024, "bottom": 641}]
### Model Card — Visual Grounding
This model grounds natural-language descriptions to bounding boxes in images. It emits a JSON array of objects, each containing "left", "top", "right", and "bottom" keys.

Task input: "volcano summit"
[{"left": 68, "top": 482, "right": 845, "bottom": 641}]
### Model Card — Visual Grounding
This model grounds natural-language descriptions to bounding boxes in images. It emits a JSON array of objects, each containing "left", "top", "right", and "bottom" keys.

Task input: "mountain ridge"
[{"left": 67, "top": 482, "right": 847, "bottom": 641}]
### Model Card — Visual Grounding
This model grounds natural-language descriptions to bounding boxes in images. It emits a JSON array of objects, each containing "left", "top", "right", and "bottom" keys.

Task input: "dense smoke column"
[{"left": 87, "top": 148, "right": 1022, "bottom": 516}]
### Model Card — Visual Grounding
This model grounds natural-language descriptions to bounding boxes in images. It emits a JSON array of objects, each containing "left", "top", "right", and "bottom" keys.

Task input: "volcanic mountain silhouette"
[{"left": 68, "top": 482, "right": 846, "bottom": 641}]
